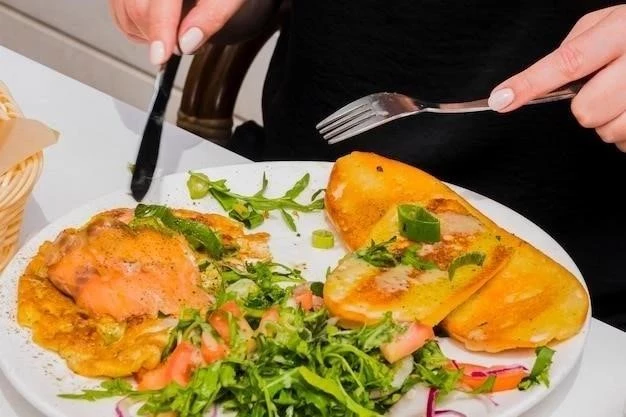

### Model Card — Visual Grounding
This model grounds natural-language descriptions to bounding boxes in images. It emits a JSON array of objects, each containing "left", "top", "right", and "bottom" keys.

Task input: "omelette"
[
  {"left": 323, "top": 151, "right": 589, "bottom": 351},
  {"left": 324, "top": 197, "right": 512, "bottom": 327},
  {"left": 17, "top": 206, "right": 270, "bottom": 377}
]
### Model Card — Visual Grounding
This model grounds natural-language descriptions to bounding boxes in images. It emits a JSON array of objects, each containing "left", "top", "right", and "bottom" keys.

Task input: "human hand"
[
  {"left": 488, "top": 6, "right": 626, "bottom": 152},
  {"left": 109, "top": 0, "right": 245, "bottom": 65}
]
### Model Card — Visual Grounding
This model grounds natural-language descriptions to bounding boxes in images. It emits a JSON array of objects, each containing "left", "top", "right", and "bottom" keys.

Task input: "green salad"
[{"left": 61, "top": 259, "right": 554, "bottom": 417}]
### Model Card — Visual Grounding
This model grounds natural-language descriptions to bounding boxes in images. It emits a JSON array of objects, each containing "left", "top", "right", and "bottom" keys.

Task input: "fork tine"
[
  {"left": 315, "top": 96, "right": 373, "bottom": 130},
  {"left": 326, "top": 115, "right": 389, "bottom": 144},
  {"left": 322, "top": 111, "right": 377, "bottom": 141},
  {"left": 318, "top": 105, "right": 372, "bottom": 135}
]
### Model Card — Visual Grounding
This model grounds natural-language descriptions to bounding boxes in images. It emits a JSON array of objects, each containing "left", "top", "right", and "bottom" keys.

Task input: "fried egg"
[{"left": 17, "top": 208, "right": 270, "bottom": 377}]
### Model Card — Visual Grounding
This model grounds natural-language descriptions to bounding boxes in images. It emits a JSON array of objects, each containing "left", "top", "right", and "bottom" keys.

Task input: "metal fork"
[{"left": 316, "top": 81, "right": 584, "bottom": 144}]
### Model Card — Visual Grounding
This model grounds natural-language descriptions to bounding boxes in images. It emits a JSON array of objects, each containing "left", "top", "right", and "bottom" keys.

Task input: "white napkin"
[{"left": 0, "top": 118, "right": 59, "bottom": 176}]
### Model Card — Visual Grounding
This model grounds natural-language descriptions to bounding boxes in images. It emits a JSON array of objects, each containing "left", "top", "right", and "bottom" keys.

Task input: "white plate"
[{"left": 0, "top": 161, "right": 590, "bottom": 417}]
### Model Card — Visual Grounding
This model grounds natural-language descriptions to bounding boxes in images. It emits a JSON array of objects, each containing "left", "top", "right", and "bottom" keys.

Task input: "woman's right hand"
[{"left": 109, "top": 0, "right": 245, "bottom": 65}]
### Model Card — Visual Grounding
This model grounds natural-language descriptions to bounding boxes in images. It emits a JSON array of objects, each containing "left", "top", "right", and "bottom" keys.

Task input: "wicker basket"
[{"left": 0, "top": 82, "right": 44, "bottom": 272}]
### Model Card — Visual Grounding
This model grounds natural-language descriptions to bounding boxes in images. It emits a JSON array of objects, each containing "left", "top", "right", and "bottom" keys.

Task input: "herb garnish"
[
  {"left": 412, "top": 341, "right": 462, "bottom": 397},
  {"left": 58, "top": 378, "right": 134, "bottom": 401},
  {"left": 131, "top": 204, "right": 223, "bottom": 258},
  {"left": 518, "top": 346, "right": 555, "bottom": 390},
  {"left": 356, "top": 238, "right": 438, "bottom": 272},
  {"left": 400, "top": 245, "right": 437, "bottom": 270},
  {"left": 356, "top": 237, "right": 398, "bottom": 268},
  {"left": 186, "top": 172, "right": 324, "bottom": 232}
]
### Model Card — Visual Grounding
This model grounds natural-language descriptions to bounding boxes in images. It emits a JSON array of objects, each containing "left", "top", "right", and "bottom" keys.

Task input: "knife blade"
[
  {"left": 130, "top": 0, "right": 195, "bottom": 202},
  {"left": 130, "top": 55, "right": 181, "bottom": 201}
]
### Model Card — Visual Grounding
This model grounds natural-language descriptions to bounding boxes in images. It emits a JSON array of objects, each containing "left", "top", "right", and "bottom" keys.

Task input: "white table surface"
[{"left": 1, "top": 45, "right": 625, "bottom": 417}]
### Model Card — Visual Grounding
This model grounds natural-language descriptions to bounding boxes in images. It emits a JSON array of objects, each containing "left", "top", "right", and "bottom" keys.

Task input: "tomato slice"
[
  {"left": 219, "top": 300, "right": 243, "bottom": 317},
  {"left": 380, "top": 322, "right": 434, "bottom": 363},
  {"left": 258, "top": 306, "right": 280, "bottom": 335},
  {"left": 201, "top": 331, "right": 229, "bottom": 364},
  {"left": 291, "top": 285, "right": 314, "bottom": 311},
  {"left": 208, "top": 301, "right": 255, "bottom": 352},
  {"left": 137, "top": 341, "right": 199, "bottom": 391},
  {"left": 451, "top": 362, "right": 528, "bottom": 392},
  {"left": 209, "top": 301, "right": 253, "bottom": 343},
  {"left": 312, "top": 295, "right": 324, "bottom": 309}
]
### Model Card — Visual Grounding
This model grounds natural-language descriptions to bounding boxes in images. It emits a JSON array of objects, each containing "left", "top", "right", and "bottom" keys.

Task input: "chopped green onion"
[
  {"left": 311, "top": 229, "right": 335, "bottom": 249},
  {"left": 397, "top": 204, "right": 441, "bottom": 243},
  {"left": 448, "top": 251, "right": 486, "bottom": 279},
  {"left": 186, "top": 172, "right": 211, "bottom": 199}
]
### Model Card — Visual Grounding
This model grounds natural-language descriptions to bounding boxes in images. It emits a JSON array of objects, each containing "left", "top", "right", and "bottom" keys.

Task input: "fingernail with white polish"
[
  {"left": 488, "top": 88, "right": 515, "bottom": 111},
  {"left": 179, "top": 27, "right": 204, "bottom": 54},
  {"left": 150, "top": 40, "right": 166, "bottom": 65}
]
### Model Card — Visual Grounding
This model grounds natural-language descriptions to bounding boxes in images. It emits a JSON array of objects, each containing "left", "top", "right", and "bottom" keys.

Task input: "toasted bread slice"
[
  {"left": 324, "top": 151, "right": 589, "bottom": 351},
  {"left": 441, "top": 241, "right": 589, "bottom": 352},
  {"left": 324, "top": 198, "right": 513, "bottom": 327}
]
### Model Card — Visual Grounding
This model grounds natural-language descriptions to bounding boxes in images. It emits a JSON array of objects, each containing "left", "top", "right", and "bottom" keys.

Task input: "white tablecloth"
[{"left": 1, "top": 45, "right": 625, "bottom": 417}]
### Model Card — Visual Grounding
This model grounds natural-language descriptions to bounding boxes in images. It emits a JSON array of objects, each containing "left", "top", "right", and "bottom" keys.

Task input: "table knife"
[
  {"left": 130, "top": 55, "right": 181, "bottom": 201},
  {"left": 130, "top": 0, "right": 194, "bottom": 202}
]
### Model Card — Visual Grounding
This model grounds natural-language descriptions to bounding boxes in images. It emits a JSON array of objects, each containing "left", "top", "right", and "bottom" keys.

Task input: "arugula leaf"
[
  {"left": 356, "top": 237, "right": 398, "bottom": 268},
  {"left": 310, "top": 188, "right": 325, "bottom": 201},
  {"left": 186, "top": 172, "right": 324, "bottom": 232},
  {"left": 400, "top": 245, "right": 437, "bottom": 270},
  {"left": 518, "top": 346, "right": 555, "bottom": 390},
  {"left": 280, "top": 209, "right": 297, "bottom": 232},
  {"left": 220, "top": 262, "right": 305, "bottom": 312},
  {"left": 58, "top": 378, "right": 133, "bottom": 401},
  {"left": 414, "top": 340, "right": 449, "bottom": 369},
  {"left": 283, "top": 174, "right": 310, "bottom": 200},
  {"left": 254, "top": 172, "right": 269, "bottom": 197},
  {"left": 471, "top": 375, "right": 496, "bottom": 394},
  {"left": 298, "top": 367, "right": 382, "bottom": 417},
  {"left": 352, "top": 312, "right": 402, "bottom": 352},
  {"left": 209, "top": 188, "right": 238, "bottom": 211},
  {"left": 412, "top": 341, "right": 462, "bottom": 398},
  {"left": 228, "top": 202, "right": 265, "bottom": 229}
]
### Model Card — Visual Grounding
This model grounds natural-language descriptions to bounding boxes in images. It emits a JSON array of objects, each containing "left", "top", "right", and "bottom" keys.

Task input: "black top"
[{"left": 256, "top": 0, "right": 626, "bottom": 329}]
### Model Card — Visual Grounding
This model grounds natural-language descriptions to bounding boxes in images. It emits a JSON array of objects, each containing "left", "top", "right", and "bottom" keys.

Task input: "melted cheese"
[{"left": 438, "top": 212, "right": 484, "bottom": 236}]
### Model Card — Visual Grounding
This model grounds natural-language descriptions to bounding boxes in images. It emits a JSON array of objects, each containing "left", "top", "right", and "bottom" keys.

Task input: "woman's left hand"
[{"left": 488, "top": 5, "right": 626, "bottom": 152}]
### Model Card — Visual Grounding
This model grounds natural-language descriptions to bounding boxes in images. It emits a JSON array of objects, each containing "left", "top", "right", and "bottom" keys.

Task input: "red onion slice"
[
  {"left": 426, "top": 388, "right": 437, "bottom": 417},
  {"left": 115, "top": 397, "right": 139, "bottom": 417},
  {"left": 434, "top": 409, "right": 467, "bottom": 416},
  {"left": 203, "top": 405, "right": 218, "bottom": 417},
  {"left": 469, "top": 365, "right": 528, "bottom": 377},
  {"left": 484, "top": 394, "right": 499, "bottom": 406}
]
